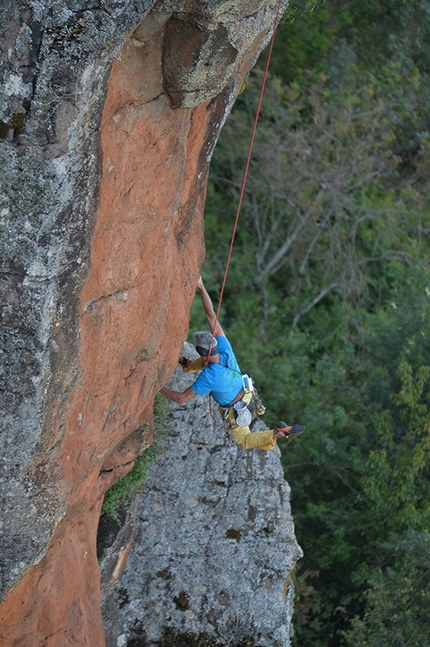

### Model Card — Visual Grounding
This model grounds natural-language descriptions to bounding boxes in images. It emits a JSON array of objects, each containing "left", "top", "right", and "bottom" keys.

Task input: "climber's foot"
[{"left": 275, "top": 421, "right": 305, "bottom": 437}]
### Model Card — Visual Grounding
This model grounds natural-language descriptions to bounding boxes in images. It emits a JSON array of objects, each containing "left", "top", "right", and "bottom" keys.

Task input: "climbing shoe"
[{"left": 276, "top": 421, "right": 305, "bottom": 437}]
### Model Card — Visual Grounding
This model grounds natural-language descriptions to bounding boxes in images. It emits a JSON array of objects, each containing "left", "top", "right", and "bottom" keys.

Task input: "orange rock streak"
[{"left": 0, "top": 29, "right": 219, "bottom": 647}]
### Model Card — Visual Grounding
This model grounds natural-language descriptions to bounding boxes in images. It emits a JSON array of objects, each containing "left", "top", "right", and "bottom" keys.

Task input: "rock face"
[
  {"left": 101, "top": 344, "right": 302, "bottom": 647},
  {"left": 0, "top": 1, "right": 288, "bottom": 646}
]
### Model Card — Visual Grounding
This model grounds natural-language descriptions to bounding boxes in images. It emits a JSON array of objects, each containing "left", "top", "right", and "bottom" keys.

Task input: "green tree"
[
  {"left": 282, "top": 268, "right": 430, "bottom": 646},
  {"left": 343, "top": 532, "right": 430, "bottom": 647}
]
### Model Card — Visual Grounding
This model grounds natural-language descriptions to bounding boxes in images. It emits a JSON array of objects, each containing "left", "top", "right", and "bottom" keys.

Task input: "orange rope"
[
  {"left": 207, "top": 0, "right": 284, "bottom": 356},
  {"left": 206, "top": 0, "right": 283, "bottom": 422}
]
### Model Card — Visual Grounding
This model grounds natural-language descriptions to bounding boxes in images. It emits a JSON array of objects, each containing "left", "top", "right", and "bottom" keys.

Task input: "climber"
[{"left": 159, "top": 276, "right": 305, "bottom": 451}]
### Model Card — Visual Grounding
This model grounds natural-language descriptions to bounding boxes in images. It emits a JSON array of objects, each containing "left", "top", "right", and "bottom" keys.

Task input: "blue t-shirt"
[{"left": 191, "top": 336, "right": 243, "bottom": 406}]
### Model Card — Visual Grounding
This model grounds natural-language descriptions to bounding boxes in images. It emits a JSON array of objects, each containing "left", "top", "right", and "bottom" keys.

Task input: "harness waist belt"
[{"left": 222, "top": 388, "right": 245, "bottom": 409}]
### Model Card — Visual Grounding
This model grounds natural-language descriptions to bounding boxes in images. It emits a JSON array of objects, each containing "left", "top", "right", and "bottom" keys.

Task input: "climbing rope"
[
  {"left": 207, "top": 0, "right": 284, "bottom": 357},
  {"left": 206, "top": 0, "right": 284, "bottom": 420}
]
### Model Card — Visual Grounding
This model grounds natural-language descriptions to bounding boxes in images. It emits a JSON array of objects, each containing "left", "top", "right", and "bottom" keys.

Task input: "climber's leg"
[{"left": 231, "top": 425, "right": 277, "bottom": 451}]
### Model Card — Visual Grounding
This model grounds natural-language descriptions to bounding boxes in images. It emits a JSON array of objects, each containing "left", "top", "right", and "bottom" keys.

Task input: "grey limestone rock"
[{"left": 102, "top": 343, "right": 302, "bottom": 647}]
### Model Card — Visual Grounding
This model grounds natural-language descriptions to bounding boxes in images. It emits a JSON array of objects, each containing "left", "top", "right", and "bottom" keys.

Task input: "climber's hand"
[{"left": 178, "top": 355, "right": 190, "bottom": 368}]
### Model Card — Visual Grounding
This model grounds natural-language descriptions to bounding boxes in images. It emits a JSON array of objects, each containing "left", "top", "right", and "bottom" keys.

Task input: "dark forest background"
[{"left": 190, "top": 1, "right": 430, "bottom": 646}]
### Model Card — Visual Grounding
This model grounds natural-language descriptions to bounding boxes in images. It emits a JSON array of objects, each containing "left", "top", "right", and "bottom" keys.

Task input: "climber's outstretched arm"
[
  {"left": 160, "top": 385, "right": 197, "bottom": 405},
  {"left": 197, "top": 276, "right": 224, "bottom": 337}
]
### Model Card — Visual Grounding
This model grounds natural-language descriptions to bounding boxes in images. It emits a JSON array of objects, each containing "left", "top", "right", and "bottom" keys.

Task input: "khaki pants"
[
  {"left": 221, "top": 392, "right": 277, "bottom": 452},
  {"left": 231, "top": 425, "right": 277, "bottom": 451}
]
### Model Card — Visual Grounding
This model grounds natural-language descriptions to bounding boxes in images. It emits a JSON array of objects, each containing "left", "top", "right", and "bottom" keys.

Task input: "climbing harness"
[
  {"left": 215, "top": 365, "right": 268, "bottom": 441},
  {"left": 219, "top": 374, "right": 267, "bottom": 445}
]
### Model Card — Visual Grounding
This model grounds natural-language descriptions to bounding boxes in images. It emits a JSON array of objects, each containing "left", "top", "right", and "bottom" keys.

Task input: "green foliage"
[
  {"left": 272, "top": 0, "right": 350, "bottom": 83},
  {"left": 100, "top": 446, "right": 157, "bottom": 524},
  {"left": 202, "top": 57, "right": 430, "bottom": 426},
  {"left": 100, "top": 394, "right": 168, "bottom": 523},
  {"left": 155, "top": 628, "right": 257, "bottom": 647},
  {"left": 342, "top": 532, "right": 430, "bottom": 647},
  {"left": 278, "top": 270, "right": 430, "bottom": 646},
  {"left": 272, "top": 0, "right": 430, "bottom": 83}
]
